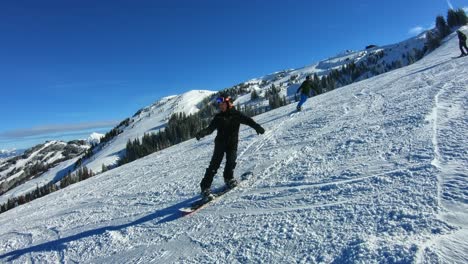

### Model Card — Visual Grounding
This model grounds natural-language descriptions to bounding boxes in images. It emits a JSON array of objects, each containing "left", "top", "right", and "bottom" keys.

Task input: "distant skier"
[
  {"left": 195, "top": 95, "right": 265, "bottom": 201},
  {"left": 457, "top": 30, "right": 468, "bottom": 57},
  {"left": 296, "top": 75, "right": 320, "bottom": 111}
]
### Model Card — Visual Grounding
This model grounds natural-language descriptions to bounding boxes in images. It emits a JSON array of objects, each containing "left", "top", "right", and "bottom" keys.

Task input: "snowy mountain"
[
  {"left": 231, "top": 31, "right": 427, "bottom": 107},
  {"left": 0, "top": 31, "right": 429, "bottom": 204},
  {"left": 86, "top": 132, "right": 104, "bottom": 146},
  {"left": 0, "top": 28, "right": 466, "bottom": 263},
  {"left": 0, "top": 140, "right": 89, "bottom": 195},
  {"left": 0, "top": 90, "right": 215, "bottom": 205},
  {"left": 81, "top": 89, "right": 215, "bottom": 173}
]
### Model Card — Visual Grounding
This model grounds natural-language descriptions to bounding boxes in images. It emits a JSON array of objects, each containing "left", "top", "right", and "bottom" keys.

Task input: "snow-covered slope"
[{"left": 0, "top": 29, "right": 466, "bottom": 263}]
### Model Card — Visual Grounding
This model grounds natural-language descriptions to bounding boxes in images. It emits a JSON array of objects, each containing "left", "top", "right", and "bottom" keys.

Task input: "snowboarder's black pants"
[
  {"left": 460, "top": 41, "right": 468, "bottom": 55},
  {"left": 200, "top": 143, "right": 237, "bottom": 191}
]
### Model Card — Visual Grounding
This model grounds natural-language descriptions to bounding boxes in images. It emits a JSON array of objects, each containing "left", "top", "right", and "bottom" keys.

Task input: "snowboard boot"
[
  {"left": 225, "top": 178, "right": 238, "bottom": 189},
  {"left": 296, "top": 105, "right": 302, "bottom": 111},
  {"left": 201, "top": 189, "right": 215, "bottom": 202}
]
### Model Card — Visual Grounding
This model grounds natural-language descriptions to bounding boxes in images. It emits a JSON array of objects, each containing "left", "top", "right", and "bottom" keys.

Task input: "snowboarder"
[
  {"left": 457, "top": 30, "right": 468, "bottom": 57},
  {"left": 195, "top": 95, "right": 265, "bottom": 201},
  {"left": 296, "top": 75, "right": 320, "bottom": 111}
]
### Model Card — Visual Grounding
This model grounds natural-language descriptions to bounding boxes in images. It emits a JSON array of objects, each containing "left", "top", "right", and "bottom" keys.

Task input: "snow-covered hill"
[
  {"left": 0, "top": 29, "right": 466, "bottom": 263},
  {"left": 81, "top": 89, "right": 215, "bottom": 174},
  {"left": 0, "top": 140, "right": 88, "bottom": 196},
  {"left": 232, "top": 32, "right": 427, "bottom": 106},
  {"left": 87, "top": 132, "right": 104, "bottom": 146},
  {"left": 0, "top": 91, "right": 215, "bottom": 204}
]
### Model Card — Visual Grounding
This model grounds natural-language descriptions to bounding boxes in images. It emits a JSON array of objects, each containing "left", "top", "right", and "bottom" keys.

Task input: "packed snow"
[{"left": 0, "top": 30, "right": 467, "bottom": 263}]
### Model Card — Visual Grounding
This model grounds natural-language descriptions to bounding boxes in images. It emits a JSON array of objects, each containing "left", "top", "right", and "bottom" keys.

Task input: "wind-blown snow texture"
[{"left": 0, "top": 31, "right": 466, "bottom": 263}]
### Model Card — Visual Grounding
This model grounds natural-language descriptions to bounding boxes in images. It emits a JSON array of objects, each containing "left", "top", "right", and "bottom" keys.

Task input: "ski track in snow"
[
  {"left": 0, "top": 30, "right": 467, "bottom": 263},
  {"left": 416, "top": 56, "right": 468, "bottom": 263}
]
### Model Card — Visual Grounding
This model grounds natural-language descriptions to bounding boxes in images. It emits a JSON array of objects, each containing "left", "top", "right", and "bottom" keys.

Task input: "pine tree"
[
  {"left": 7, "top": 198, "right": 15, "bottom": 210},
  {"left": 320, "top": 76, "right": 328, "bottom": 93},
  {"left": 251, "top": 89, "right": 259, "bottom": 100},
  {"left": 426, "top": 30, "right": 441, "bottom": 51},
  {"left": 436, "top": 15, "right": 450, "bottom": 38},
  {"left": 447, "top": 9, "right": 458, "bottom": 28},
  {"left": 447, "top": 8, "right": 467, "bottom": 28},
  {"left": 456, "top": 8, "right": 468, "bottom": 25},
  {"left": 18, "top": 195, "right": 26, "bottom": 205},
  {"left": 50, "top": 183, "right": 58, "bottom": 193}
]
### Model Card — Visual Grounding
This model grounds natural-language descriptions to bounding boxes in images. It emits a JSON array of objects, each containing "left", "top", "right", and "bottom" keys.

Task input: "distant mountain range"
[
  {"left": 0, "top": 140, "right": 91, "bottom": 196},
  {"left": 0, "top": 149, "right": 24, "bottom": 160}
]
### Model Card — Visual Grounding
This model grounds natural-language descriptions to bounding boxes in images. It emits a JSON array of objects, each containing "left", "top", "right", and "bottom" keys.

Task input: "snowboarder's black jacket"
[
  {"left": 197, "top": 107, "right": 264, "bottom": 148},
  {"left": 296, "top": 79, "right": 321, "bottom": 96}
]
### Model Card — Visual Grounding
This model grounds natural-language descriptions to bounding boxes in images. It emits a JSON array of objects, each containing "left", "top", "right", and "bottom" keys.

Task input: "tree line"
[
  {"left": 118, "top": 112, "right": 210, "bottom": 165},
  {"left": 0, "top": 166, "right": 94, "bottom": 214},
  {"left": 427, "top": 8, "right": 467, "bottom": 51}
]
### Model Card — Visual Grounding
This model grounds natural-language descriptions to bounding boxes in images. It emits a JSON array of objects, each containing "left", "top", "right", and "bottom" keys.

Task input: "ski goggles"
[{"left": 216, "top": 97, "right": 231, "bottom": 104}]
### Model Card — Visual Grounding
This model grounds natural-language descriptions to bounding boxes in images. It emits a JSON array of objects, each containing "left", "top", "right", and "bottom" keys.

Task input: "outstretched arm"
[
  {"left": 196, "top": 118, "right": 217, "bottom": 140},
  {"left": 297, "top": 80, "right": 308, "bottom": 94},
  {"left": 296, "top": 85, "right": 302, "bottom": 94},
  {"left": 240, "top": 113, "right": 265, "bottom": 135}
]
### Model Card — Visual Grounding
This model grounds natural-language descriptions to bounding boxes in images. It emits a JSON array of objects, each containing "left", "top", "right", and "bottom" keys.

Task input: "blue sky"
[{"left": 0, "top": 0, "right": 466, "bottom": 150}]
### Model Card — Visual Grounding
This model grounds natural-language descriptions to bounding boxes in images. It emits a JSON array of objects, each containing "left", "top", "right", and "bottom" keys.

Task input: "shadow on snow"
[{"left": 0, "top": 196, "right": 199, "bottom": 261}]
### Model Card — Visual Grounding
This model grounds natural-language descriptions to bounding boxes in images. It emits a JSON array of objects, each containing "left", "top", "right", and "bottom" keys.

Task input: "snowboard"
[
  {"left": 289, "top": 108, "right": 304, "bottom": 117},
  {"left": 179, "top": 171, "right": 252, "bottom": 215},
  {"left": 452, "top": 54, "right": 467, "bottom": 59}
]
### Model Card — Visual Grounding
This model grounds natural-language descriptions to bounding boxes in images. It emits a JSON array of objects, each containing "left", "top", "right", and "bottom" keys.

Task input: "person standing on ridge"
[
  {"left": 457, "top": 30, "right": 468, "bottom": 57},
  {"left": 195, "top": 95, "right": 265, "bottom": 201},
  {"left": 296, "top": 75, "right": 320, "bottom": 111}
]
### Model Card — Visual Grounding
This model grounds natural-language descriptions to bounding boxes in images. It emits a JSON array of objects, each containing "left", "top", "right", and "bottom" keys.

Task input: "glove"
[{"left": 255, "top": 126, "right": 265, "bottom": 135}]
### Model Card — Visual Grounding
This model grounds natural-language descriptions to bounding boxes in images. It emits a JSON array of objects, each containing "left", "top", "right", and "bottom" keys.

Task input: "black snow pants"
[{"left": 200, "top": 143, "right": 237, "bottom": 191}]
